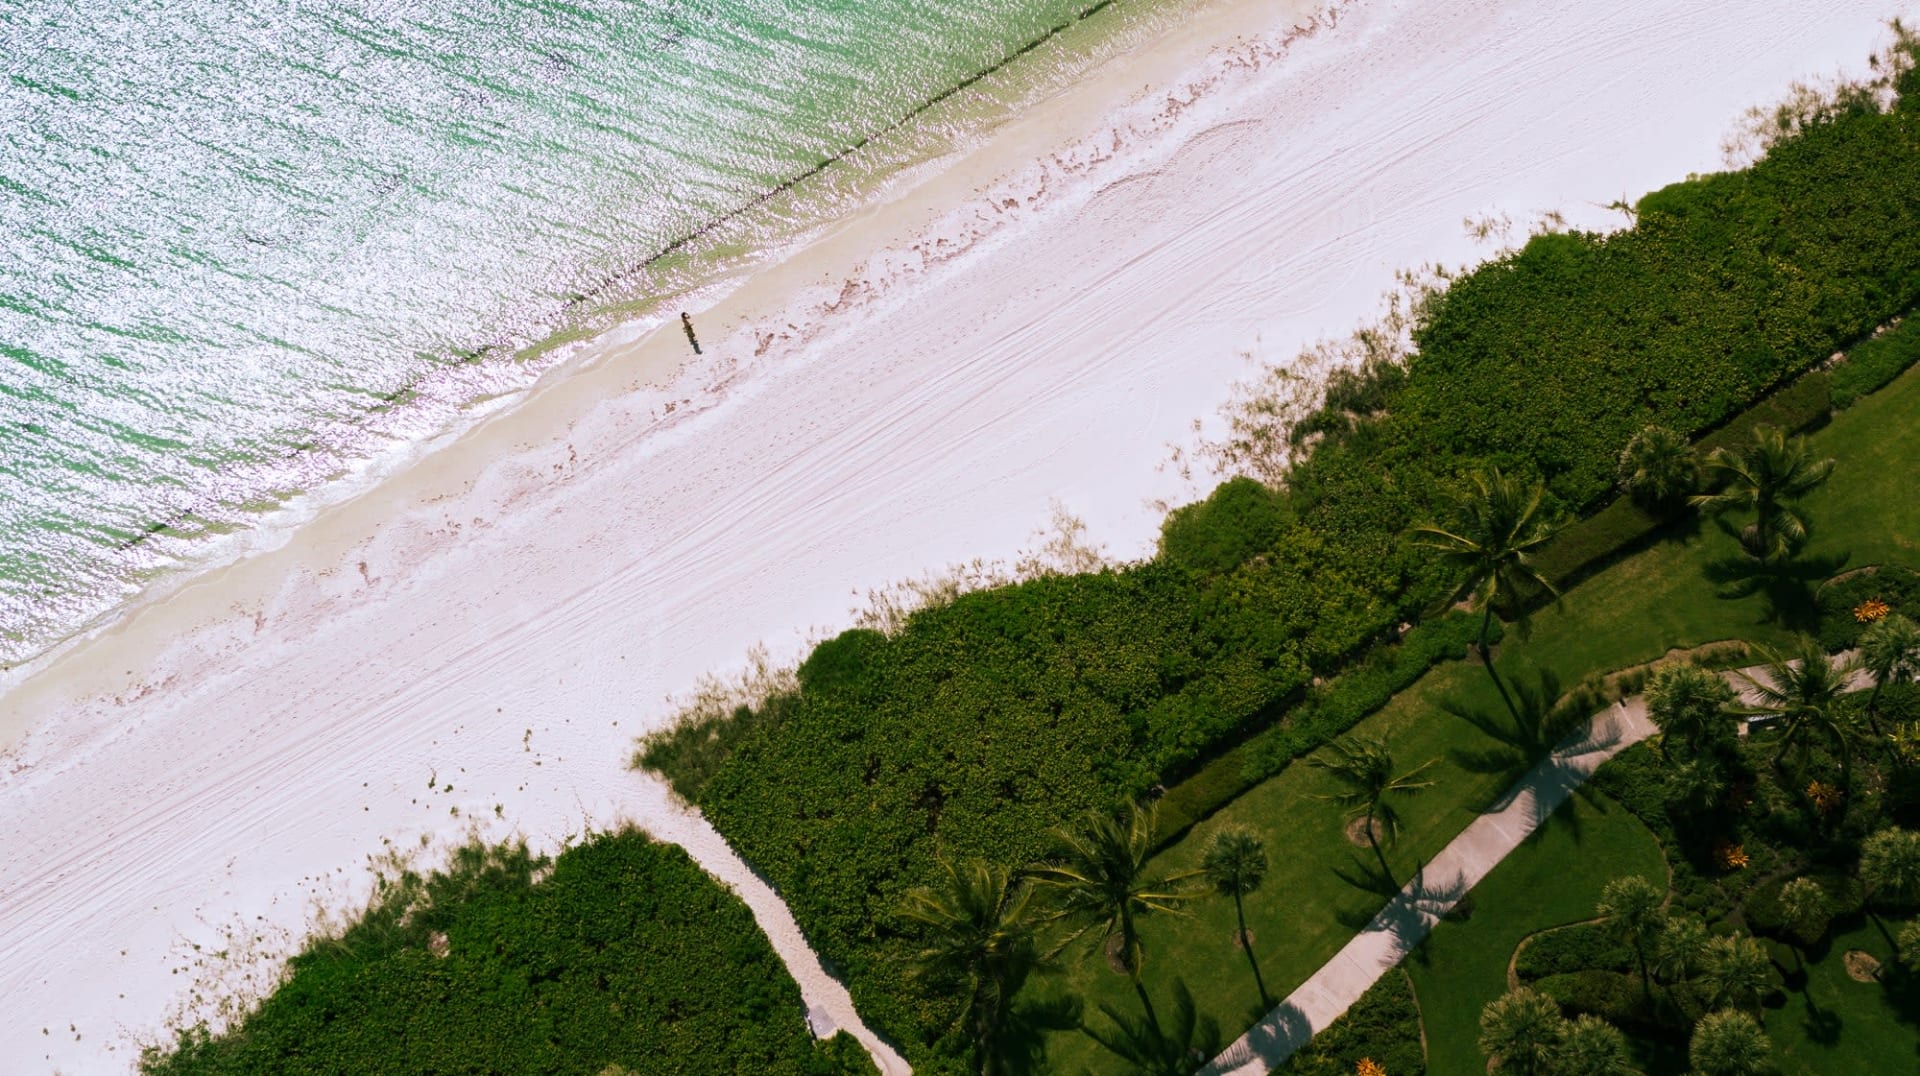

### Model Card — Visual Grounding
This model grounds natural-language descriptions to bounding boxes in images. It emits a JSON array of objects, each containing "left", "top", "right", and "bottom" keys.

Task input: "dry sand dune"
[{"left": 0, "top": 0, "right": 1900, "bottom": 1069}]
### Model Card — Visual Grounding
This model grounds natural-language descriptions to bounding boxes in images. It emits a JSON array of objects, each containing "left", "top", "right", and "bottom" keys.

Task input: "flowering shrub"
[
  {"left": 1357, "top": 1060, "right": 1387, "bottom": 1076},
  {"left": 1856, "top": 597, "right": 1892, "bottom": 623},
  {"left": 1714, "top": 842, "right": 1751, "bottom": 871}
]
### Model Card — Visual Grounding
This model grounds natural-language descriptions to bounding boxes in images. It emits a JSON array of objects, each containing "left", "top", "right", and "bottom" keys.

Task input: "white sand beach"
[{"left": 0, "top": 0, "right": 1901, "bottom": 1069}]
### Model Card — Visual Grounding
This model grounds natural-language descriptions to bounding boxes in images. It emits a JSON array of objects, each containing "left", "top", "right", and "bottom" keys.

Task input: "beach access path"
[{"left": 1200, "top": 654, "right": 1869, "bottom": 1075}]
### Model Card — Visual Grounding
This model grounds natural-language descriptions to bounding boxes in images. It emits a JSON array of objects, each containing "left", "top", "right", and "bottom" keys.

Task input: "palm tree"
[
  {"left": 1410, "top": 467, "right": 1562, "bottom": 668},
  {"left": 1689, "top": 1009, "right": 1773, "bottom": 1076},
  {"left": 1654, "top": 914, "right": 1711, "bottom": 1003},
  {"left": 1029, "top": 802, "right": 1198, "bottom": 1032},
  {"left": 1690, "top": 425, "right": 1835, "bottom": 568},
  {"left": 1859, "top": 612, "right": 1920, "bottom": 735},
  {"left": 1738, "top": 638, "right": 1860, "bottom": 786},
  {"left": 1776, "top": 877, "right": 1830, "bottom": 958},
  {"left": 1898, "top": 920, "right": 1920, "bottom": 973},
  {"left": 1551, "top": 1014, "right": 1636, "bottom": 1076},
  {"left": 1700, "top": 935, "right": 1774, "bottom": 1014},
  {"left": 1477, "top": 988, "right": 1565, "bottom": 1075},
  {"left": 1859, "top": 826, "right": 1920, "bottom": 910},
  {"left": 1598, "top": 875, "right": 1666, "bottom": 1001},
  {"left": 1200, "top": 825, "right": 1272, "bottom": 1006},
  {"left": 1645, "top": 662, "right": 1736, "bottom": 759},
  {"left": 1618, "top": 424, "right": 1699, "bottom": 511},
  {"left": 899, "top": 857, "right": 1046, "bottom": 1076},
  {"left": 1312, "top": 734, "right": 1437, "bottom": 886}
]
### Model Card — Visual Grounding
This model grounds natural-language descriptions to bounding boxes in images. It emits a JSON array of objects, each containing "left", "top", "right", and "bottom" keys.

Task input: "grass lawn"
[
  {"left": 1028, "top": 363, "right": 1920, "bottom": 1073},
  {"left": 1767, "top": 917, "right": 1920, "bottom": 1076},
  {"left": 1404, "top": 791, "right": 1666, "bottom": 1076}
]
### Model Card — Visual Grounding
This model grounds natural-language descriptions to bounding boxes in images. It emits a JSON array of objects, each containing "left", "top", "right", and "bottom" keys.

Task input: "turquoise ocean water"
[{"left": 0, "top": 0, "right": 1128, "bottom": 664}]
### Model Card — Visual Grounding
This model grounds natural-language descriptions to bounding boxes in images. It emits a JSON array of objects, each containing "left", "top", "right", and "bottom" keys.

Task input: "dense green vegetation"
[
  {"left": 143, "top": 832, "right": 875, "bottom": 1076},
  {"left": 637, "top": 35, "right": 1920, "bottom": 1070},
  {"left": 1276, "top": 971, "right": 1426, "bottom": 1076}
]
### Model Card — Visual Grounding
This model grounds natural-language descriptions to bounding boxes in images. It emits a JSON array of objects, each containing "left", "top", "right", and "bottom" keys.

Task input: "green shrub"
[
  {"left": 1514, "top": 924, "right": 1635, "bottom": 981},
  {"left": 1745, "top": 872, "right": 1867, "bottom": 939},
  {"left": 1833, "top": 316, "right": 1920, "bottom": 408},
  {"left": 143, "top": 832, "right": 875, "bottom": 1076},
  {"left": 1159, "top": 476, "right": 1295, "bottom": 575},
  {"left": 1276, "top": 969, "right": 1425, "bottom": 1075}
]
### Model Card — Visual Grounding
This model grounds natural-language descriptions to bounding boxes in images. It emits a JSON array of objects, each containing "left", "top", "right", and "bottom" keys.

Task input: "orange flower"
[
  {"left": 1713, "top": 841, "right": 1750, "bottom": 871},
  {"left": 1855, "top": 597, "right": 1891, "bottom": 623},
  {"left": 1356, "top": 1060, "right": 1387, "bottom": 1076},
  {"left": 1807, "top": 780, "right": 1844, "bottom": 814}
]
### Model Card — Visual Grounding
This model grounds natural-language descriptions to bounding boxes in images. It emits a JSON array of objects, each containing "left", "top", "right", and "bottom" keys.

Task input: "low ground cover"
[{"left": 142, "top": 831, "right": 874, "bottom": 1076}]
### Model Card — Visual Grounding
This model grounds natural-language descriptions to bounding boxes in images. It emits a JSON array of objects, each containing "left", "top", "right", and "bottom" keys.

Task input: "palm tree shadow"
[
  {"left": 995, "top": 992, "right": 1081, "bottom": 1075},
  {"left": 1209, "top": 1000, "right": 1310, "bottom": 1073},
  {"left": 1702, "top": 547, "right": 1849, "bottom": 632},
  {"left": 1081, "top": 978, "right": 1222, "bottom": 1075},
  {"left": 1443, "top": 668, "right": 1588, "bottom": 786}
]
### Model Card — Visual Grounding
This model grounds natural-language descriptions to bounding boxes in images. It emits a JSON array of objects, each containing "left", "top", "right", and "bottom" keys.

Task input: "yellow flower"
[
  {"left": 1714, "top": 841, "right": 1750, "bottom": 871},
  {"left": 1356, "top": 1060, "right": 1387, "bottom": 1076},
  {"left": 1807, "top": 780, "right": 1844, "bottom": 814},
  {"left": 1855, "top": 597, "right": 1891, "bottom": 623}
]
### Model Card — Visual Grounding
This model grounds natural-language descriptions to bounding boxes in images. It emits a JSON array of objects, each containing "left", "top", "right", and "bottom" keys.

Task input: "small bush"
[
  {"left": 1158, "top": 476, "right": 1295, "bottom": 575},
  {"left": 1815, "top": 566, "right": 1920, "bottom": 650}
]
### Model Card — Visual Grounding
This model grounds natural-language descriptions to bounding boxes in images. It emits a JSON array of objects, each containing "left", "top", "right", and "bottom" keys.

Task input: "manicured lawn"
[
  {"left": 1404, "top": 792, "right": 1666, "bottom": 1076},
  {"left": 1767, "top": 917, "right": 1920, "bottom": 1076},
  {"left": 1028, "top": 363, "right": 1920, "bottom": 1072}
]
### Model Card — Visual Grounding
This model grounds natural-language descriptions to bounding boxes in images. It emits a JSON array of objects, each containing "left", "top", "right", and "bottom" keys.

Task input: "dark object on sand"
[{"left": 681, "top": 312, "right": 702, "bottom": 354}]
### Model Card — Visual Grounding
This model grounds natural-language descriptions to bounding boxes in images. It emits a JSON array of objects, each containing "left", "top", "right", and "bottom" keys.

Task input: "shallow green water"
[{"left": 0, "top": 0, "right": 1118, "bottom": 662}]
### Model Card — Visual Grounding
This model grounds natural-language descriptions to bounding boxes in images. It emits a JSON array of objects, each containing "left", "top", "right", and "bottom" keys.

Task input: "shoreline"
[{"left": 0, "top": 0, "right": 1903, "bottom": 1069}]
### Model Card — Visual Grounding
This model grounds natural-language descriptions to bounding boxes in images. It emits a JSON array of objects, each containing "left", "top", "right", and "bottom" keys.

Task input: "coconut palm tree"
[
  {"left": 1551, "top": 1014, "right": 1636, "bottom": 1076},
  {"left": 1689, "top": 1010, "right": 1773, "bottom": 1076},
  {"left": 1599, "top": 875, "right": 1666, "bottom": 1001},
  {"left": 1200, "top": 825, "right": 1272, "bottom": 1006},
  {"left": 1311, "top": 734, "right": 1436, "bottom": 887},
  {"left": 1410, "top": 467, "right": 1561, "bottom": 670},
  {"left": 899, "top": 856, "right": 1047, "bottom": 1076},
  {"left": 1618, "top": 424, "right": 1699, "bottom": 511},
  {"left": 1029, "top": 802, "right": 1198, "bottom": 1032},
  {"left": 1477, "top": 988, "right": 1565, "bottom": 1075},
  {"left": 1645, "top": 662, "right": 1737, "bottom": 759},
  {"left": 1700, "top": 935, "right": 1774, "bottom": 1014},
  {"left": 1690, "top": 425, "right": 1835, "bottom": 568},
  {"left": 1738, "top": 638, "right": 1860, "bottom": 786},
  {"left": 1859, "top": 612, "right": 1920, "bottom": 735}
]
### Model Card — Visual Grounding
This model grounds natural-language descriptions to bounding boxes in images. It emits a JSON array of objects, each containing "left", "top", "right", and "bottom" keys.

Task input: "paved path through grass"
[{"left": 1200, "top": 652, "right": 1865, "bottom": 1075}]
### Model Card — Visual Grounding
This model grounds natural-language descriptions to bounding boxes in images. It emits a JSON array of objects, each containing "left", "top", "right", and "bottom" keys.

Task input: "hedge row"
[
  {"left": 144, "top": 832, "right": 874, "bottom": 1076},
  {"left": 1833, "top": 315, "right": 1920, "bottom": 408},
  {"left": 640, "top": 47, "right": 1920, "bottom": 1070}
]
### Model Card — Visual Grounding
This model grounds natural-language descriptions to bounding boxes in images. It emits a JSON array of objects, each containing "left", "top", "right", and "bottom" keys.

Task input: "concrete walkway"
[{"left": 1199, "top": 652, "right": 1862, "bottom": 1075}]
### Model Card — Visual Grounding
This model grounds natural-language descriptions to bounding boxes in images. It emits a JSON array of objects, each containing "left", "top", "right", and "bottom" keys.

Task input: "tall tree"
[
  {"left": 1699, "top": 935, "right": 1774, "bottom": 1014},
  {"left": 898, "top": 857, "right": 1046, "bottom": 1076},
  {"left": 1738, "top": 638, "right": 1860, "bottom": 786},
  {"left": 1200, "top": 825, "right": 1273, "bottom": 1007},
  {"left": 1618, "top": 423, "right": 1699, "bottom": 511},
  {"left": 1029, "top": 802, "right": 1197, "bottom": 1033},
  {"left": 1312, "top": 734, "right": 1436, "bottom": 887},
  {"left": 1598, "top": 875, "right": 1666, "bottom": 1001},
  {"left": 1477, "top": 988, "right": 1565, "bottom": 1076},
  {"left": 1858, "top": 612, "right": 1920, "bottom": 736},
  {"left": 1551, "top": 1014, "right": 1637, "bottom": 1076},
  {"left": 1690, "top": 424, "right": 1835, "bottom": 568},
  {"left": 1654, "top": 914, "right": 1711, "bottom": 999},
  {"left": 1410, "top": 467, "right": 1561, "bottom": 679},
  {"left": 1645, "top": 662, "right": 1737, "bottom": 759},
  {"left": 1689, "top": 1009, "right": 1773, "bottom": 1076}
]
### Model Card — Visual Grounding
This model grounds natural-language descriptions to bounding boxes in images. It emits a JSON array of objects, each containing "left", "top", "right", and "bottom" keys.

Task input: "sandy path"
[{"left": 0, "top": 0, "right": 1900, "bottom": 1070}]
